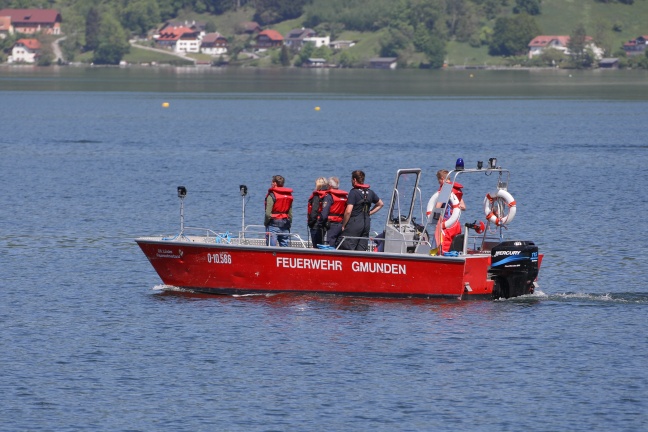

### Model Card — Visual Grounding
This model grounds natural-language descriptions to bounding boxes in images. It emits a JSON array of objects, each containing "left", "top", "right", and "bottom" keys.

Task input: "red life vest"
[
  {"left": 452, "top": 182, "right": 464, "bottom": 202},
  {"left": 307, "top": 190, "right": 329, "bottom": 222},
  {"left": 327, "top": 189, "right": 348, "bottom": 222},
  {"left": 266, "top": 186, "right": 293, "bottom": 219}
]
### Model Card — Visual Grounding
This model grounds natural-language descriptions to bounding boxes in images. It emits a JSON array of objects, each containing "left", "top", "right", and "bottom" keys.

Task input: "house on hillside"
[
  {"left": 156, "top": 27, "right": 201, "bottom": 53},
  {"left": 330, "top": 40, "right": 356, "bottom": 50},
  {"left": 0, "top": 8, "right": 61, "bottom": 35},
  {"left": 528, "top": 35, "right": 603, "bottom": 60},
  {"left": 9, "top": 38, "right": 40, "bottom": 63},
  {"left": 285, "top": 28, "right": 330, "bottom": 51},
  {"left": 622, "top": 36, "right": 648, "bottom": 56},
  {"left": 369, "top": 57, "right": 397, "bottom": 69},
  {"left": 201, "top": 32, "right": 228, "bottom": 56},
  {"left": 238, "top": 21, "right": 261, "bottom": 35},
  {"left": 303, "top": 35, "right": 330, "bottom": 49},
  {"left": 256, "top": 29, "right": 283, "bottom": 49},
  {"left": 160, "top": 20, "right": 206, "bottom": 34},
  {"left": 599, "top": 58, "right": 619, "bottom": 69},
  {"left": 0, "top": 15, "right": 13, "bottom": 38},
  {"left": 304, "top": 58, "right": 326, "bottom": 68},
  {"left": 285, "top": 28, "right": 316, "bottom": 50}
]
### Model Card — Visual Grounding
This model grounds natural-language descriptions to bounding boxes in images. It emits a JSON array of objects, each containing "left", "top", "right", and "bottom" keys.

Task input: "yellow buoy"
[
  {"left": 162, "top": 102, "right": 170, "bottom": 108},
  {"left": 315, "top": 106, "right": 320, "bottom": 111}
]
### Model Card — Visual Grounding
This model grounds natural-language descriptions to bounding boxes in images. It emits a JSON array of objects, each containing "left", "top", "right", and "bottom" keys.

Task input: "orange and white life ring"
[
  {"left": 483, "top": 189, "right": 517, "bottom": 226},
  {"left": 427, "top": 191, "right": 462, "bottom": 229}
]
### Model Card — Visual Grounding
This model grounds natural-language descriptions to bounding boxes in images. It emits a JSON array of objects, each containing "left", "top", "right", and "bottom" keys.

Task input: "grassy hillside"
[
  {"left": 62, "top": 0, "right": 648, "bottom": 66},
  {"left": 533, "top": 0, "right": 648, "bottom": 55}
]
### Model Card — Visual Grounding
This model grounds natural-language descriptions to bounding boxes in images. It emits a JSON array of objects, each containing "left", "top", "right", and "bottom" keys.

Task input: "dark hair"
[
  {"left": 272, "top": 175, "right": 285, "bottom": 187},
  {"left": 351, "top": 170, "right": 365, "bottom": 184}
]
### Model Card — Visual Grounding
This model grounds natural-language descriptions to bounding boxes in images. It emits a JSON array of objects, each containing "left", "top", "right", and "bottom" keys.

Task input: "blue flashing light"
[{"left": 455, "top": 158, "right": 465, "bottom": 171}]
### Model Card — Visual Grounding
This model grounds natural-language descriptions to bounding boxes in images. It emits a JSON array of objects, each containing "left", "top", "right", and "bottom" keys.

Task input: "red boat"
[{"left": 136, "top": 162, "right": 542, "bottom": 299}]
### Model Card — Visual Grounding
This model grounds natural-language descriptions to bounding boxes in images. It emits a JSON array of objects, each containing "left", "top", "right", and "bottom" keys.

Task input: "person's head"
[
  {"left": 328, "top": 176, "right": 339, "bottom": 189},
  {"left": 436, "top": 169, "right": 449, "bottom": 185},
  {"left": 272, "top": 175, "right": 285, "bottom": 187},
  {"left": 351, "top": 170, "right": 365, "bottom": 186},
  {"left": 315, "top": 177, "right": 328, "bottom": 190}
]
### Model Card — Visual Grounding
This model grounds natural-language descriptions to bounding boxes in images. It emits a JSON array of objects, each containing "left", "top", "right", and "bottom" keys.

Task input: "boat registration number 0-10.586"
[{"left": 207, "top": 252, "right": 232, "bottom": 264}]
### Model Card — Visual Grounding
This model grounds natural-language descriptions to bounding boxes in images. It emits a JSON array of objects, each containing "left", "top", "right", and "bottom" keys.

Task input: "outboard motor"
[{"left": 489, "top": 241, "right": 539, "bottom": 299}]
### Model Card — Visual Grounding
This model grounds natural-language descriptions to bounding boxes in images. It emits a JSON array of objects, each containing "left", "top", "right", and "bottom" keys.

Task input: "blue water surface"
[{"left": 1, "top": 80, "right": 647, "bottom": 431}]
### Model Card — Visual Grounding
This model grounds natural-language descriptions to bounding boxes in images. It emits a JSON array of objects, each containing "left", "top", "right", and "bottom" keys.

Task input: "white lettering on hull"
[
  {"left": 275, "top": 257, "right": 406, "bottom": 275},
  {"left": 276, "top": 257, "right": 343, "bottom": 271},
  {"left": 156, "top": 248, "right": 183, "bottom": 259},
  {"left": 351, "top": 261, "right": 406, "bottom": 275}
]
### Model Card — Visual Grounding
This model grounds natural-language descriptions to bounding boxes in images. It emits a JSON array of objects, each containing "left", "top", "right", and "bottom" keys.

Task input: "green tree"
[
  {"left": 85, "top": 6, "right": 101, "bottom": 51},
  {"left": 121, "top": 0, "right": 161, "bottom": 37},
  {"left": 489, "top": 13, "right": 541, "bottom": 56},
  {"left": 92, "top": 14, "right": 130, "bottom": 65},
  {"left": 254, "top": 0, "right": 307, "bottom": 25},
  {"left": 539, "top": 47, "right": 566, "bottom": 66},
  {"left": 513, "top": 0, "right": 541, "bottom": 15},
  {"left": 294, "top": 41, "right": 315, "bottom": 66},
  {"left": 419, "top": 33, "right": 446, "bottom": 68},
  {"left": 567, "top": 24, "right": 587, "bottom": 68},
  {"left": 279, "top": 44, "right": 291, "bottom": 66},
  {"left": 380, "top": 26, "right": 411, "bottom": 57},
  {"left": 337, "top": 50, "right": 356, "bottom": 68}
]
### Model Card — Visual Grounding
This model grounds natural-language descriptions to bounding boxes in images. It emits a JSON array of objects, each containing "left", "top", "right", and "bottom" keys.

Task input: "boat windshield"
[{"left": 388, "top": 169, "right": 420, "bottom": 224}]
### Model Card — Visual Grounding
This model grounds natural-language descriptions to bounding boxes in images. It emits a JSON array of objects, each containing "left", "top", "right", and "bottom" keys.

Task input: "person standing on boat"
[
  {"left": 307, "top": 177, "right": 329, "bottom": 248},
  {"left": 340, "top": 170, "right": 383, "bottom": 251},
  {"left": 428, "top": 169, "right": 466, "bottom": 253},
  {"left": 265, "top": 175, "right": 293, "bottom": 247},
  {"left": 321, "top": 176, "right": 348, "bottom": 247}
]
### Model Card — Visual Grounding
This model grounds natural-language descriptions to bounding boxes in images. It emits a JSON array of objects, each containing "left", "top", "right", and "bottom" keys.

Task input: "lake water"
[{"left": 1, "top": 67, "right": 647, "bottom": 431}]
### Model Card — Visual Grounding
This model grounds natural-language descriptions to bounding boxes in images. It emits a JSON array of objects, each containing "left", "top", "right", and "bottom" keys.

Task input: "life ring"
[
  {"left": 427, "top": 191, "right": 462, "bottom": 229},
  {"left": 483, "top": 189, "right": 517, "bottom": 226}
]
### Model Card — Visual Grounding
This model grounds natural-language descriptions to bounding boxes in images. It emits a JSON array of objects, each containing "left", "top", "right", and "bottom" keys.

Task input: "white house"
[
  {"left": 9, "top": 38, "right": 40, "bottom": 63},
  {"left": 156, "top": 26, "right": 202, "bottom": 53},
  {"left": 528, "top": 35, "right": 604, "bottom": 60},
  {"left": 303, "top": 35, "right": 330, "bottom": 49},
  {"left": 200, "top": 32, "right": 228, "bottom": 56}
]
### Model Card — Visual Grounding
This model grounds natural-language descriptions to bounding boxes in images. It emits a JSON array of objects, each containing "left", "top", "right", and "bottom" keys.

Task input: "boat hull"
[{"left": 135, "top": 238, "right": 497, "bottom": 299}]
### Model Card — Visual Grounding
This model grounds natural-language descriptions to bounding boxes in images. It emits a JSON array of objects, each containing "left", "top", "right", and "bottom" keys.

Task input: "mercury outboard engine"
[{"left": 489, "top": 241, "right": 539, "bottom": 299}]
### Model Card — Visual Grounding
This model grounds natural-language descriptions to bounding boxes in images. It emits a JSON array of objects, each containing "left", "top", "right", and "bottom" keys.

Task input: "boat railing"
[
  {"left": 237, "top": 224, "right": 309, "bottom": 248},
  {"left": 163, "top": 226, "right": 231, "bottom": 243},
  {"left": 335, "top": 231, "right": 432, "bottom": 253}
]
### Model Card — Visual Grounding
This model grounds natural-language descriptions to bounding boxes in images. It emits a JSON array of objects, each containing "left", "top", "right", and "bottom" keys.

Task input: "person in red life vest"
[
  {"left": 340, "top": 170, "right": 384, "bottom": 251},
  {"left": 427, "top": 169, "right": 466, "bottom": 253},
  {"left": 307, "top": 177, "right": 329, "bottom": 248},
  {"left": 265, "top": 175, "right": 293, "bottom": 247},
  {"left": 320, "top": 176, "right": 348, "bottom": 248}
]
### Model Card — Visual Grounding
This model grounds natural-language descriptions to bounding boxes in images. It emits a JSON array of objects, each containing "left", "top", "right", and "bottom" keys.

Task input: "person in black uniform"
[
  {"left": 307, "top": 177, "right": 329, "bottom": 248},
  {"left": 339, "top": 170, "right": 383, "bottom": 250}
]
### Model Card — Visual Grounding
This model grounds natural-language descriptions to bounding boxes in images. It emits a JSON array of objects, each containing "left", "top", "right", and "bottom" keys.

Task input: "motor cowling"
[{"left": 489, "top": 241, "right": 539, "bottom": 299}]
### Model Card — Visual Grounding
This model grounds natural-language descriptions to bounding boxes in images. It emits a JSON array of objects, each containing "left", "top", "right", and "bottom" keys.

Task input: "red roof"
[
  {"left": 258, "top": 29, "right": 283, "bottom": 41},
  {"left": 528, "top": 35, "right": 593, "bottom": 48},
  {"left": 16, "top": 38, "right": 41, "bottom": 50},
  {"left": 0, "top": 16, "right": 11, "bottom": 31},
  {"left": 0, "top": 9, "right": 61, "bottom": 24},
  {"left": 157, "top": 26, "right": 196, "bottom": 42}
]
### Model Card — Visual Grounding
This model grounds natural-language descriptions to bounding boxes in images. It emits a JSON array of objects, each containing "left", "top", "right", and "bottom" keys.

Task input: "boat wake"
[
  {"left": 152, "top": 284, "right": 190, "bottom": 293},
  {"left": 541, "top": 291, "right": 648, "bottom": 304}
]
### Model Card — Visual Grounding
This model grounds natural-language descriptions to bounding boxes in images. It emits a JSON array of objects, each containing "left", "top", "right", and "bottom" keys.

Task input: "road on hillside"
[
  {"left": 129, "top": 41, "right": 197, "bottom": 64},
  {"left": 52, "top": 36, "right": 66, "bottom": 62}
]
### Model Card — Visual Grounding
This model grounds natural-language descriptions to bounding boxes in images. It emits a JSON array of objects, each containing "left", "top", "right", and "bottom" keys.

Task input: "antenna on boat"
[
  {"left": 240, "top": 185, "right": 248, "bottom": 238},
  {"left": 177, "top": 186, "right": 187, "bottom": 237}
]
